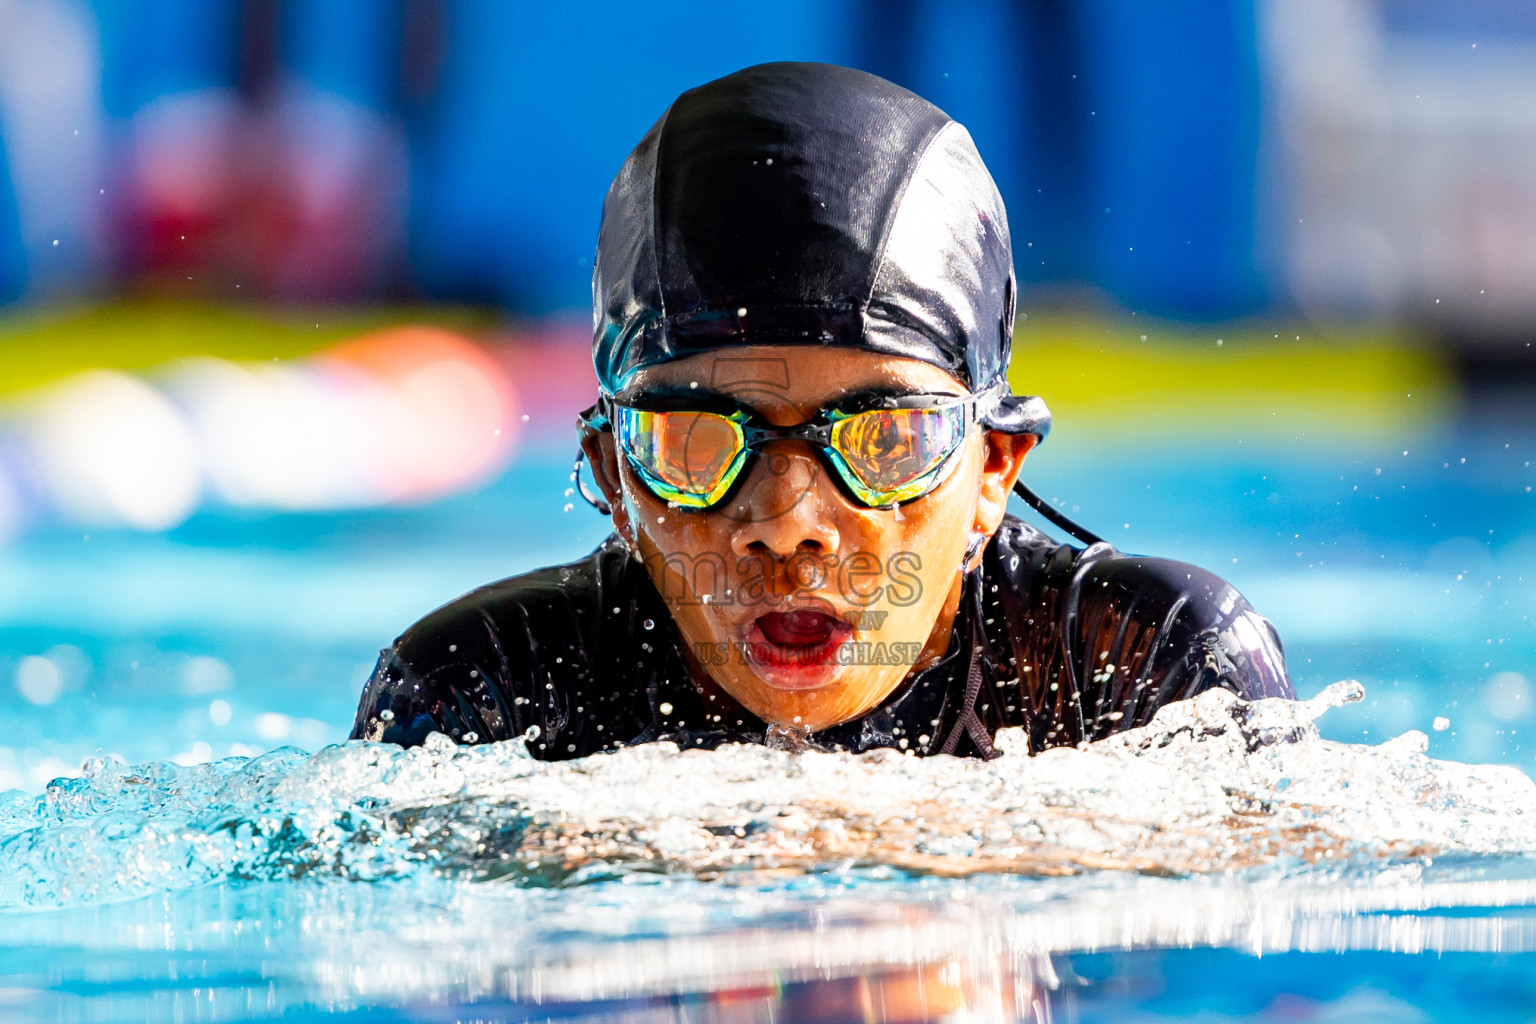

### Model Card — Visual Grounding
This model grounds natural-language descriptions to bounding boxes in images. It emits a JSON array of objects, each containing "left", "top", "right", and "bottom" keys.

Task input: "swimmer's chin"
[{"left": 750, "top": 661, "right": 849, "bottom": 692}]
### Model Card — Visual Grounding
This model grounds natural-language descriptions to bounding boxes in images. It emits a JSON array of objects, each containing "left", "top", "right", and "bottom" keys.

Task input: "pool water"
[
  {"left": 7, "top": 686, "right": 1536, "bottom": 1022},
  {"left": 1, "top": 400, "right": 1533, "bottom": 1021}
]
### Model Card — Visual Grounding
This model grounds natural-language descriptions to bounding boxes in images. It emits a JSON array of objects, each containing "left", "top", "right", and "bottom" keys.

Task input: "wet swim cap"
[{"left": 591, "top": 61, "right": 1048, "bottom": 438}]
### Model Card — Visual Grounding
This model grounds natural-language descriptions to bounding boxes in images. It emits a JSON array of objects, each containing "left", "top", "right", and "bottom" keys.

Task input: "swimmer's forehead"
[{"left": 616, "top": 346, "right": 968, "bottom": 411}]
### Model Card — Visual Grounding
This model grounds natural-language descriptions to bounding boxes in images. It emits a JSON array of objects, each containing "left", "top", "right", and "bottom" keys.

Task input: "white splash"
[{"left": 2, "top": 681, "right": 1534, "bottom": 909}]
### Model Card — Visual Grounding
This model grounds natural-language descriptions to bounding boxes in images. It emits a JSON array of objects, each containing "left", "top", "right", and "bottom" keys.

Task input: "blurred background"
[{"left": 0, "top": 0, "right": 1531, "bottom": 788}]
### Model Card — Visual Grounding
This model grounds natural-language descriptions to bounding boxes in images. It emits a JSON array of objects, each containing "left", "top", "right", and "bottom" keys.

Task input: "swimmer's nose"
[{"left": 727, "top": 445, "right": 841, "bottom": 561}]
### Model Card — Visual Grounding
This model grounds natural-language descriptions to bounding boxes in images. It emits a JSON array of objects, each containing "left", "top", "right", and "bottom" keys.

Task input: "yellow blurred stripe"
[
  {"left": 1010, "top": 314, "right": 1458, "bottom": 443},
  {"left": 0, "top": 305, "right": 1459, "bottom": 446},
  {"left": 0, "top": 301, "right": 498, "bottom": 398}
]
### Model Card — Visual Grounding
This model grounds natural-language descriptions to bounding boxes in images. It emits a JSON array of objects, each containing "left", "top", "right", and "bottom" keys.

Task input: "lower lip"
[{"left": 741, "top": 618, "right": 855, "bottom": 691}]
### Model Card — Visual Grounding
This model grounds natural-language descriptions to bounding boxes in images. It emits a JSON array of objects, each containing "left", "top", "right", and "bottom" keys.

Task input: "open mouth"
[{"left": 744, "top": 608, "right": 855, "bottom": 684}]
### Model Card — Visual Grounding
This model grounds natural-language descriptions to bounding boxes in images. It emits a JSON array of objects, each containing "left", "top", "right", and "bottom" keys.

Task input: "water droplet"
[
  {"left": 658, "top": 702, "right": 674, "bottom": 715},
  {"left": 379, "top": 708, "right": 395, "bottom": 722},
  {"left": 643, "top": 619, "right": 655, "bottom": 630}
]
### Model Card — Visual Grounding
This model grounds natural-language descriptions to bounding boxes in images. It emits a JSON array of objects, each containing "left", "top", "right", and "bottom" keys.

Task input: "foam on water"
[{"left": 3, "top": 680, "right": 1534, "bottom": 912}]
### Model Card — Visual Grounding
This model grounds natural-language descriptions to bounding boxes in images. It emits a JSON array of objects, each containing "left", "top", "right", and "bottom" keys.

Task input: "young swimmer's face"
[{"left": 584, "top": 346, "right": 1032, "bottom": 734}]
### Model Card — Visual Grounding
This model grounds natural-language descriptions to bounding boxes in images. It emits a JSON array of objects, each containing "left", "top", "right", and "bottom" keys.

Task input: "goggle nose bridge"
[{"left": 739, "top": 421, "right": 837, "bottom": 449}]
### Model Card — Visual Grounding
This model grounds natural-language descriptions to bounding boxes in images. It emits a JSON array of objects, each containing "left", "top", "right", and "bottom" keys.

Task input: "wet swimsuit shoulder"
[{"left": 350, "top": 516, "right": 1292, "bottom": 758}]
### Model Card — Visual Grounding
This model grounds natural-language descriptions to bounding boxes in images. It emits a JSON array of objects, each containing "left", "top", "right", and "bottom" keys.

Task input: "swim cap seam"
[
  {"left": 648, "top": 102, "right": 675, "bottom": 332},
  {"left": 861, "top": 117, "right": 958, "bottom": 334}
]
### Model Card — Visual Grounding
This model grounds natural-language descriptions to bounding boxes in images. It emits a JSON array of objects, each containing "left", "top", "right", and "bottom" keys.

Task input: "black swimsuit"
[{"left": 350, "top": 516, "right": 1292, "bottom": 758}]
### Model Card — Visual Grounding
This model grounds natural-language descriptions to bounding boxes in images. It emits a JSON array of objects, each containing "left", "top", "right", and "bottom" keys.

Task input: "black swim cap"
[{"left": 591, "top": 62, "right": 1047, "bottom": 437}]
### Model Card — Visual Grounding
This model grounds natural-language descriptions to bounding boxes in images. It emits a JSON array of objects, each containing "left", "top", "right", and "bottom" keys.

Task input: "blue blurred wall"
[
  {"left": 862, "top": 0, "right": 1264, "bottom": 319},
  {"left": 408, "top": 0, "right": 1264, "bottom": 317},
  {"left": 97, "top": 0, "right": 242, "bottom": 116},
  {"left": 283, "top": 0, "right": 400, "bottom": 111},
  {"left": 6, "top": 0, "right": 1267, "bottom": 319},
  {"left": 0, "top": 142, "right": 23, "bottom": 304},
  {"left": 1077, "top": 0, "right": 1264, "bottom": 316},
  {"left": 409, "top": 0, "right": 857, "bottom": 311}
]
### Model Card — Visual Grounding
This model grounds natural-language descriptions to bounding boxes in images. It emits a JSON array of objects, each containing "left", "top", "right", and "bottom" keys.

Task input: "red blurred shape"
[
  {"left": 487, "top": 320, "right": 598, "bottom": 446},
  {"left": 321, "top": 326, "right": 519, "bottom": 501}
]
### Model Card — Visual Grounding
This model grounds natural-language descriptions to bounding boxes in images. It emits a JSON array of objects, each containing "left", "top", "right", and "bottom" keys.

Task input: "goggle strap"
[
  {"left": 1012, "top": 479, "right": 1105, "bottom": 547},
  {"left": 571, "top": 447, "right": 613, "bottom": 516}
]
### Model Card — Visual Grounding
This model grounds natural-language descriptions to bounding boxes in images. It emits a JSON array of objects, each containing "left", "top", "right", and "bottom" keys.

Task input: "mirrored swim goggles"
[{"left": 577, "top": 386, "right": 1010, "bottom": 511}]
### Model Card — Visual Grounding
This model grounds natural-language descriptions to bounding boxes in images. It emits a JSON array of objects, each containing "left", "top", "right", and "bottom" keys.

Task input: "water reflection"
[
  {"left": 482, "top": 960, "right": 1057, "bottom": 1023},
  {"left": 9, "top": 874, "right": 1536, "bottom": 1021}
]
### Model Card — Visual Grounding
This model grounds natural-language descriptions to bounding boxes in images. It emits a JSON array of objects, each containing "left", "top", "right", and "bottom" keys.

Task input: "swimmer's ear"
[
  {"left": 969, "top": 431, "right": 1035, "bottom": 566},
  {"left": 579, "top": 428, "right": 634, "bottom": 537}
]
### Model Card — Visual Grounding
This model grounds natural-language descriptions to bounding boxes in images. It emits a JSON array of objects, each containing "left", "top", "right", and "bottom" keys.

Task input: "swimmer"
[{"left": 351, "top": 63, "right": 1292, "bottom": 758}]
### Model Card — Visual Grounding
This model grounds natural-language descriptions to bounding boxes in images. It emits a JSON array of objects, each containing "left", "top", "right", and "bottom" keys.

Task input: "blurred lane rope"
[{"left": 0, "top": 311, "right": 522, "bottom": 537}]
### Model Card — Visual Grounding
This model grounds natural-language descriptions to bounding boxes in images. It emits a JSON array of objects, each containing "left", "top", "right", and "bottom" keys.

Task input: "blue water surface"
[{"left": 0, "top": 406, "right": 1532, "bottom": 1021}]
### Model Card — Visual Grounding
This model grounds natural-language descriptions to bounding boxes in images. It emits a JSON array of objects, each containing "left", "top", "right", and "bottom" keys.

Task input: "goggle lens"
[
  {"left": 615, "top": 407, "right": 747, "bottom": 508},
  {"left": 614, "top": 403, "right": 968, "bottom": 509},
  {"left": 828, "top": 406, "right": 967, "bottom": 505}
]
